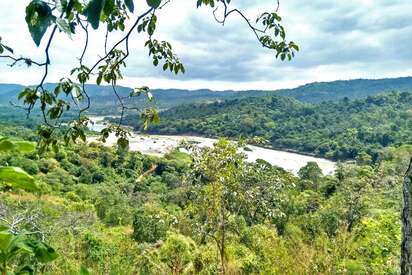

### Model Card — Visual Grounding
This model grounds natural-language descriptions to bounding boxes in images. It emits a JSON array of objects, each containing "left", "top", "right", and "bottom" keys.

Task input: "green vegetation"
[
  {"left": 0, "top": 122, "right": 408, "bottom": 274},
  {"left": 1, "top": 0, "right": 411, "bottom": 273},
  {"left": 134, "top": 92, "right": 412, "bottom": 161}
]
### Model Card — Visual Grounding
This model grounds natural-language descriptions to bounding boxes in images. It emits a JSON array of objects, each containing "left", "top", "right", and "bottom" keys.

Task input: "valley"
[{"left": 88, "top": 116, "right": 336, "bottom": 175}]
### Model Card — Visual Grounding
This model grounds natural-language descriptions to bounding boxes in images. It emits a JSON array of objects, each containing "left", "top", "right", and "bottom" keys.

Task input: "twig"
[{"left": 0, "top": 55, "right": 46, "bottom": 67}]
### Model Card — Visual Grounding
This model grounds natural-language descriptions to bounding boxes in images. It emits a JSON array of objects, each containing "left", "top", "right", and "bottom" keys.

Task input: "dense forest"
[
  {"left": 0, "top": 120, "right": 409, "bottom": 274},
  {"left": 276, "top": 77, "right": 412, "bottom": 103},
  {"left": 125, "top": 92, "right": 412, "bottom": 161}
]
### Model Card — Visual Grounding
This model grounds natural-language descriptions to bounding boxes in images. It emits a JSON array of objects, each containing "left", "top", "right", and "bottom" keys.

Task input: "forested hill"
[
  {"left": 0, "top": 83, "right": 25, "bottom": 102},
  {"left": 1, "top": 76, "right": 412, "bottom": 108},
  {"left": 275, "top": 77, "right": 412, "bottom": 103},
  {"left": 0, "top": 83, "right": 237, "bottom": 110},
  {"left": 126, "top": 92, "right": 412, "bottom": 161}
]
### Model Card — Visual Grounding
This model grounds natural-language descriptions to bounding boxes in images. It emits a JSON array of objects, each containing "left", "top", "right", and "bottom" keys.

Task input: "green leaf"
[
  {"left": 0, "top": 225, "right": 8, "bottom": 232},
  {"left": 56, "top": 18, "right": 72, "bottom": 38},
  {"left": 80, "top": 265, "right": 91, "bottom": 275},
  {"left": 32, "top": 242, "right": 58, "bottom": 263},
  {"left": 146, "top": 0, "right": 161, "bottom": 8},
  {"left": 148, "top": 14, "right": 157, "bottom": 35},
  {"left": 0, "top": 231, "right": 12, "bottom": 251},
  {"left": 13, "top": 141, "right": 36, "bottom": 153},
  {"left": 56, "top": 0, "right": 68, "bottom": 12},
  {"left": 142, "top": 108, "right": 160, "bottom": 130},
  {"left": 15, "top": 265, "right": 35, "bottom": 275},
  {"left": 146, "top": 91, "right": 154, "bottom": 102},
  {"left": 117, "top": 137, "right": 129, "bottom": 149},
  {"left": 0, "top": 166, "right": 38, "bottom": 191},
  {"left": 125, "top": 0, "right": 134, "bottom": 12},
  {"left": 84, "top": 0, "right": 106, "bottom": 29},
  {"left": 25, "top": 0, "right": 54, "bottom": 46},
  {"left": 0, "top": 139, "right": 15, "bottom": 152},
  {"left": 103, "top": 0, "right": 115, "bottom": 17}
]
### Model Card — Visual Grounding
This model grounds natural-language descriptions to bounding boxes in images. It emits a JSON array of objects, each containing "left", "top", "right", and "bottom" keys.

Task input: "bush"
[
  {"left": 133, "top": 204, "right": 169, "bottom": 243},
  {"left": 92, "top": 170, "right": 105, "bottom": 183},
  {"left": 10, "top": 157, "right": 39, "bottom": 175},
  {"left": 159, "top": 232, "right": 197, "bottom": 274}
]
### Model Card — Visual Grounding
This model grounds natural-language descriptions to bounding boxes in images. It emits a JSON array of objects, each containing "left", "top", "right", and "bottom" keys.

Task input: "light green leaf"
[
  {"left": 0, "top": 231, "right": 12, "bottom": 252},
  {"left": 14, "top": 141, "right": 36, "bottom": 153},
  {"left": 147, "top": 91, "right": 154, "bottom": 102},
  {"left": 56, "top": 18, "right": 72, "bottom": 38},
  {"left": 0, "top": 166, "right": 38, "bottom": 191}
]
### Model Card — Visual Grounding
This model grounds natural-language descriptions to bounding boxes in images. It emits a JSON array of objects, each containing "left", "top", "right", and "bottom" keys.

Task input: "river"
[{"left": 88, "top": 116, "right": 336, "bottom": 176}]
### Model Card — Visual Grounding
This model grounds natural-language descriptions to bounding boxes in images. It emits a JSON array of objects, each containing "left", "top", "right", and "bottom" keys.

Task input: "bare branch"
[
  {"left": 88, "top": 7, "right": 154, "bottom": 75},
  {"left": 213, "top": 0, "right": 282, "bottom": 51},
  {"left": 78, "top": 16, "right": 89, "bottom": 66},
  {"left": 0, "top": 55, "right": 46, "bottom": 67}
]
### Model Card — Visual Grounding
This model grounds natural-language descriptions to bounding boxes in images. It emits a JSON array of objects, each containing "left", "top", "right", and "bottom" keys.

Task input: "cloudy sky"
[{"left": 0, "top": 0, "right": 411, "bottom": 90}]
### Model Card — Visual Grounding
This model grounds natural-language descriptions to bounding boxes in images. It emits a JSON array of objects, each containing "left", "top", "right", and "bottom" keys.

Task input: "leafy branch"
[{"left": 0, "top": 0, "right": 298, "bottom": 152}]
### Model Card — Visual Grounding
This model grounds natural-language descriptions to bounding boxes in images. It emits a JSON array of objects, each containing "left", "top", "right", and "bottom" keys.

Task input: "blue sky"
[{"left": 0, "top": 0, "right": 411, "bottom": 90}]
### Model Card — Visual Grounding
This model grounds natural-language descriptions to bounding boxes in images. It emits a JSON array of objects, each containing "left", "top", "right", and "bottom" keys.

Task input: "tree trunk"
[
  {"left": 220, "top": 208, "right": 226, "bottom": 275},
  {"left": 401, "top": 157, "right": 412, "bottom": 274}
]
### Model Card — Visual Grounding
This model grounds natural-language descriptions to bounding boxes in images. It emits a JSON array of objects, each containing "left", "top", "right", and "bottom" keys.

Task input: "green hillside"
[
  {"left": 276, "top": 77, "right": 412, "bottom": 102},
  {"left": 0, "top": 122, "right": 407, "bottom": 274},
  {"left": 126, "top": 92, "right": 412, "bottom": 161}
]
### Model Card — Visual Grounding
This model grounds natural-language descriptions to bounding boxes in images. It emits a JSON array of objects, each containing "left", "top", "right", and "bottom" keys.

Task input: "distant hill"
[
  {"left": 0, "top": 83, "right": 236, "bottom": 110},
  {"left": 0, "top": 83, "right": 24, "bottom": 103},
  {"left": 1, "top": 76, "right": 412, "bottom": 109},
  {"left": 41, "top": 83, "right": 238, "bottom": 106},
  {"left": 275, "top": 77, "right": 412, "bottom": 102}
]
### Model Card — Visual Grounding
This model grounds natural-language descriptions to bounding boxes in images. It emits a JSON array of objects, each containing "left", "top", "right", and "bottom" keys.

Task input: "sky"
[{"left": 0, "top": 0, "right": 411, "bottom": 91}]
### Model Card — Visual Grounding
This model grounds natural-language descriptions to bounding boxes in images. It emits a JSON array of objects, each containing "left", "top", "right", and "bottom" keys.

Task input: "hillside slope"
[
  {"left": 276, "top": 77, "right": 412, "bottom": 102},
  {"left": 127, "top": 92, "right": 412, "bottom": 161}
]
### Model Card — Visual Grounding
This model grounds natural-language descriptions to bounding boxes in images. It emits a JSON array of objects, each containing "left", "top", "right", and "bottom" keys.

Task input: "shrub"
[{"left": 133, "top": 204, "right": 169, "bottom": 243}]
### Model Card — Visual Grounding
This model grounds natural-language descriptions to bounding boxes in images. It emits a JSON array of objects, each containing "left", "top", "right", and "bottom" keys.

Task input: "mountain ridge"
[{"left": 1, "top": 76, "right": 412, "bottom": 107}]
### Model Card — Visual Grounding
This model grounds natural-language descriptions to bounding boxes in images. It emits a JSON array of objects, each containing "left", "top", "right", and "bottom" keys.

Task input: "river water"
[{"left": 88, "top": 116, "right": 336, "bottom": 175}]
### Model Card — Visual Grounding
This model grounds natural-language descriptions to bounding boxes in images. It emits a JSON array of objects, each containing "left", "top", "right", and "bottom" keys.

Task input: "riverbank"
[{"left": 87, "top": 116, "right": 336, "bottom": 175}]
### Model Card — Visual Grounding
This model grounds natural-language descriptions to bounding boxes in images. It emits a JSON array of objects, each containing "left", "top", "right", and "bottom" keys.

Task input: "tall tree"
[{"left": 402, "top": 158, "right": 412, "bottom": 274}]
